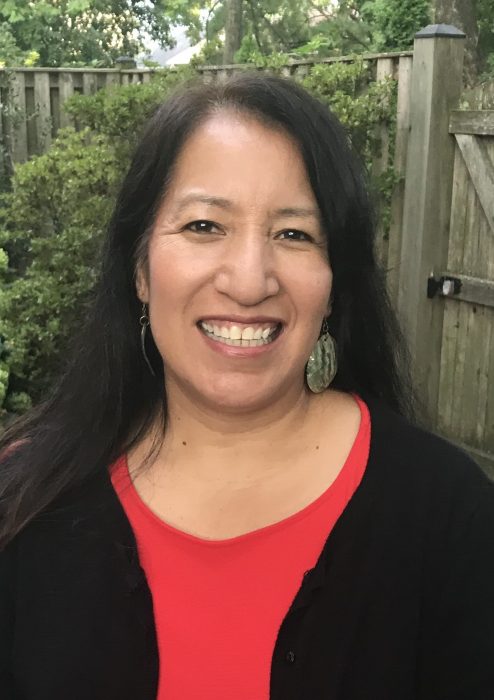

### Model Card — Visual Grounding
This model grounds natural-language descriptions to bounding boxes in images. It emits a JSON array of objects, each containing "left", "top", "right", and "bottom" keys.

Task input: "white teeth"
[
  {"left": 199, "top": 321, "right": 279, "bottom": 345},
  {"left": 229, "top": 325, "right": 242, "bottom": 340},
  {"left": 241, "top": 326, "right": 254, "bottom": 340}
]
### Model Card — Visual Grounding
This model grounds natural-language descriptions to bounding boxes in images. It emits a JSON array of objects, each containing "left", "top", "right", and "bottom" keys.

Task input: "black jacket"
[{"left": 1, "top": 401, "right": 494, "bottom": 699}]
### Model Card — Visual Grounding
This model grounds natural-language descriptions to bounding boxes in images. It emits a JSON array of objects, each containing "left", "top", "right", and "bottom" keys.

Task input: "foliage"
[
  {"left": 300, "top": 58, "right": 395, "bottom": 159},
  {"left": 64, "top": 66, "right": 195, "bottom": 152},
  {"left": 360, "top": 0, "right": 431, "bottom": 51},
  {"left": 0, "top": 0, "right": 173, "bottom": 67},
  {"left": 0, "top": 61, "right": 396, "bottom": 417},
  {"left": 172, "top": 0, "right": 369, "bottom": 62},
  {"left": 0, "top": 22, "right": 39, "bottom": 67},
  {"left": 172, "top": 0, "right": 491, "bottom": 68},
  {"left": 0, "top": 128, "right": 121, "bottom": 409},
  {"left": 165, "top": 0, "right": 436, "bottom": 63},
  {"left": 0, "top": 247, "right": 8, "bottom": 407},
  {"left": 477, "top": 0, "right": 494, "bottom": 76}
]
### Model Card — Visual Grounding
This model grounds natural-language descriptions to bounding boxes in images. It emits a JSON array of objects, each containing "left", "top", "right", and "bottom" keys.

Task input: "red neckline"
[{"left": 111, "top": 396, "right": 370, "bottom": 548}]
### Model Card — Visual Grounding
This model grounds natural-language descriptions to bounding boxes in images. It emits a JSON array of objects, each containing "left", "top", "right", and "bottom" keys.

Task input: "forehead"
[{"left": 162, "top": 112, "right": 317, "bottom": 208}]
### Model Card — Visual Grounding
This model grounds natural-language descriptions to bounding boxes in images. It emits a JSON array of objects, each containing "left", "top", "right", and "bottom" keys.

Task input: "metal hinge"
[{"left": 427, "top": 274, "right": 462, "bottom": 299}]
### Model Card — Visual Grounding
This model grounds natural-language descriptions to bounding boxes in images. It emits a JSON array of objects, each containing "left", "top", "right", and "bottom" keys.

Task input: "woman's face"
[{"left": 137, "top": 112, "right": 332, "bottom": 413}]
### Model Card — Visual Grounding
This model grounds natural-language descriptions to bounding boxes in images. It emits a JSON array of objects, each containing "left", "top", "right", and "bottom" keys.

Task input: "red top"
[{"left": 111, "top": 397, "right": 370, "bottom": 700}]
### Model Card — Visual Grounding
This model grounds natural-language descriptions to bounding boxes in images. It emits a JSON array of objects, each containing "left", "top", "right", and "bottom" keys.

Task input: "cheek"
[
  {"left": 288, "top": 257, "right": 332, "bottom": 318},
  {"left": 146, "top": 240, "right": 200, "bottom": 302}
]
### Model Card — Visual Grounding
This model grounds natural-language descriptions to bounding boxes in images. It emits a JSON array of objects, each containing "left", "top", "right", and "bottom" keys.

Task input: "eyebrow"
[
  {"left": 175, "top": 194, "right": 233, "bottom": 210},
  {"left": 274, "top": 206, "right": 321, "bottom": 220},
  {"left": 174, "top": 194, "right": 321, "bottom": 220}
]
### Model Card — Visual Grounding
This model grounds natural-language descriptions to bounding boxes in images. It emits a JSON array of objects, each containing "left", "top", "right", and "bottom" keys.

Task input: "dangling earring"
[
  {"left": 139, "top": 303, "right": 156, "bottom": 377},
  {"left": 306, "top": 318, "right": 337, "bottom": 393}
]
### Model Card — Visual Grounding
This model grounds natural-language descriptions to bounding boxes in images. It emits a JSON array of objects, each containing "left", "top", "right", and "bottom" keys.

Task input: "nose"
[{"left": 213, "top": 230, "right": 280, "bottom": 306}]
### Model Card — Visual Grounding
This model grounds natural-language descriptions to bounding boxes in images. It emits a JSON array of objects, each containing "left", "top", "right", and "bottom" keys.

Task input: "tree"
[
  {"left": 360, "top": 0, "right": 431, "bottom": 51},
  {"left": 171, "top": 1, "right": 435, "bottom": 64},
  {"left": 0, "top": 0, "right": 174, "bottom": 67},
  {"left": 224, "top": 0, "right": 244, "bottom": 63},
  {"left": 477, "top": 0, "right": 494, "bottom": 76},
  {"left": 432, "top": 0, "right": 481, "bottom": 83}
]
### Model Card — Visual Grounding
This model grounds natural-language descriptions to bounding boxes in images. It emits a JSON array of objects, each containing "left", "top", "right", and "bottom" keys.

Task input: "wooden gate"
[{"left": 436, "top": 87, "right": 494, "bottom": 475}]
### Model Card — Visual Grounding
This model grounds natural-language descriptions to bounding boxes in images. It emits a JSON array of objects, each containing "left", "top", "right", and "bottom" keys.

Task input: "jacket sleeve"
[
  {"left": 418, "top": 477, "right": 494, "bottom": 699},
  {"left": 0, "top": 540, "right": 16, "bottom": 698}
]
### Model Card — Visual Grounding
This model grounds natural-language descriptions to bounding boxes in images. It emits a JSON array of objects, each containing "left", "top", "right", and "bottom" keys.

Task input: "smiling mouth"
[{"left": 198, "top": 320, "right": 283, "bottom": 347}]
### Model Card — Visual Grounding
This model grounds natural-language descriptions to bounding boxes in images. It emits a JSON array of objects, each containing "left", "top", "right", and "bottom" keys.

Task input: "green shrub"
[
  {"left": 299, "top": 58, "right": 396, "bottom": 164},
  {"left": 0, "top": 127, "right": 121, "bottom": 408}
]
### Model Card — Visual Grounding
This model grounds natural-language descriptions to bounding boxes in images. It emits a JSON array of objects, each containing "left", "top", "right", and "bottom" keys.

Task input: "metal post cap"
[
  {"left": 115, "top": 56, "right": 137, "bottom": 69},
  {"left": 415, "top": 24, "right": 466, "bottom": 39}
]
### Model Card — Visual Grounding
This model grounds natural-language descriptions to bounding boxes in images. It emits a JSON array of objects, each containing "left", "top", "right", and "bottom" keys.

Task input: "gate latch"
[{"left": 427, "top": 274, "right": 462, "bottom": 299}]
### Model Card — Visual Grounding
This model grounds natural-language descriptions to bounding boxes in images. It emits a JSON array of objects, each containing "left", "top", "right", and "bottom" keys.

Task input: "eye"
[
  {"left": 277, "top": 229, "right": 313, "bottom": 242},
  {"left": 185, "top": 220, "right": 221, "bottom": 234}
]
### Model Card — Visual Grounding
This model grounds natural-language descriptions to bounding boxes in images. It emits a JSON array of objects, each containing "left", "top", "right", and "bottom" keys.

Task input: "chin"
[{"left": 190, "top": 374, "right": 289, "bottom": 414}]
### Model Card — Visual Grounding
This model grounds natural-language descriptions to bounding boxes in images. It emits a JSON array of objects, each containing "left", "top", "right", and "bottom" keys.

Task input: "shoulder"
[
  {"left": 365, "top": 397, "right": 493, "bottom": 521},
  {"left": 0, "top": 466, "right": 135, "bottom": 578}
]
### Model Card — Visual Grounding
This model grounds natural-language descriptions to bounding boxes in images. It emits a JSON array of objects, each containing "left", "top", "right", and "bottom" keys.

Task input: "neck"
[{"left": 148, "top": 379, "right": 330, "bottom": 486}]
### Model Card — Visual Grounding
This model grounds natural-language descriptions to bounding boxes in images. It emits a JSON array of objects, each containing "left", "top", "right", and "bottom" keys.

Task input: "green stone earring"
[{"left": 305, "top": 319, "right": 337, "bottom": 393}]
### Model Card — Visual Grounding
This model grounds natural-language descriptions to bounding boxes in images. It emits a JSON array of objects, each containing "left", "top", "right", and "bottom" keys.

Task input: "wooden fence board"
[
  {"left": 82, "top": 73, "right": 98, "bottom": 95},
  {"left": 372, "top": 58, "right": 394, "bottom": 268},
  {"left": 10, "top": 72, "right": 28, "bottom": 163},
  {"left": 59, "top": 73, "right": 75, "bottom": 129},
  {"left": 450, "top": 179, "right": 477, "bottom": 438},
  {"left": 447, "top": 146, "right": 469, "bottom": 269},
  {"left": 475, "top": 305, "right": 492, "bottom": 445},
  {"left": 50, "top": 85, "right": 60, "bottom": 135},
  {"left": 461, "top": 301, "right": 482, "bottom": 444},
  {"left": 24, "top": 86, "right": 36, "bottom": 156},
  {"left": 451, "top": 301, "right": 470, "bottom": 439},
  {"left": 105, "top": 73, "right": 120, "bottom": 89},
  {"left": 475, "top": 171, "right": 492, "bottom": 281},
  {"left": 387, "top": 55, "right": 413, "bottom": 305},
  {"left": 486, "top": 141, "right": 494, "bottom": 280},
  {"left": 33, "top": 72, "right": 51, "bottom": 152},
  {"left": 438, "top": 145, "right": 468, "bottom": 433},
  {"left": 450, "top": 109, "right": 494, "bottom": 135},
  {"left": 455, "top": 134, "right": 494, "bottom": 234},
  {"left": 439, "top": 273, "right": 494, "bottom": 308},
  {"left": 438, "top": 299, "right": 461, "bottom": 432},
  {"left": 484, "top": 316, "right": 494, "bottom": 454}
]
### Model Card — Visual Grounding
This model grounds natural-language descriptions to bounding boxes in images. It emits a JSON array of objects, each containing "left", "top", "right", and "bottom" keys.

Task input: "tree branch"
[{"left": 246, "top": 0, "right": 264, "bottom": 52}]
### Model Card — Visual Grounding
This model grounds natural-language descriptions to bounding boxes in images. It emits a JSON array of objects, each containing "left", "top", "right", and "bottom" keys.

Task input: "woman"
[{"left": 0, "top": 73, "right": 492, "bottom": 699}]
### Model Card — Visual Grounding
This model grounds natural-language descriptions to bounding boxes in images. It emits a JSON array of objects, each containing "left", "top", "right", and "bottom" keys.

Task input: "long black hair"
[{"left": 0, "top": 72, "right": 413, "bottom": 548}]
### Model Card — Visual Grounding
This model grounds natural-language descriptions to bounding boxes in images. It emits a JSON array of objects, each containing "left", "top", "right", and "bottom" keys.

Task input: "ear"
[{"left": 135, "top": 264, "right": 149, "bottom": 304}]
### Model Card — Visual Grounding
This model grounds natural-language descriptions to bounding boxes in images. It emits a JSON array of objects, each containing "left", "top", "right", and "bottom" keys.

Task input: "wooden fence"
[
  {"left": 0, "top": 29, "right": 492, "bottom": 474},
  {"left": 0, "top": 51, "right": 412, "bottom": 166},
  {"left": 0, "top": 67, "right": 153, "bottom": 165}
]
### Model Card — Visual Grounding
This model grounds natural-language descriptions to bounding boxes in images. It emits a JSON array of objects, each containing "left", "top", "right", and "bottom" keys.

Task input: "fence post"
[{"left": 397, "top": 24, "right": 465, "bottom": 422}]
